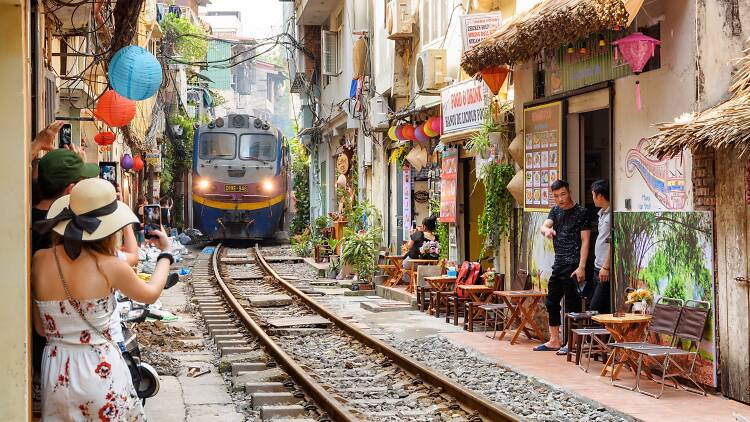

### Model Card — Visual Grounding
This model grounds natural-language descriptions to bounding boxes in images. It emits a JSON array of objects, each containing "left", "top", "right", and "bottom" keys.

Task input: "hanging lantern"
[
  {"left": 579, "top": 46, "right": 587, "bottom": 55},
  {"left": 414, "top": 125, "right": 429, "bottom": 142},
  {"left": 94, "top": 131, "right": 116, "bottom": 146},
  {"left": 567, "top": 43, "right": 574, "bottom": 54},
  {"left": 108, "top": 46, "right": 163, "bottom": 101},
  {"left": 132, "top": 155, "right": 144, "bottom": 172},
  {"left": 121, "top": 153, "right": 133, "bottom": 170},
  {"left": 598, "top": 34, "right": 607, "bottom": 47},
  {"left": 402, "top": 124, "right": 416, "bottom": 141},
  {"left": 612, "top": 32, "right": 661, "bottom": 110},
  {"left": 395, "top": 124, "right": 406, "bottom": 140},
  {"left": 480, "top": 66, "right": 511, "bottom": 96},
  {"left": 388, "top": 126, "right": 398, "bottom": 141},
  {"left": 93, "top": 90, "right": 136, "bottom": 127},
  {"left": 423, "top": 121, "right": 437, "bottom": 138},
  {"left": 429, "top": 117, "right": 443, "bottom": 135}
]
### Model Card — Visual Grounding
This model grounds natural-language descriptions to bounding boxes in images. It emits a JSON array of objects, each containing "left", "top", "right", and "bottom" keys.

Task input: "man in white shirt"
[{"left": 589, "top": 179, "right": 611, "bottom": 313}]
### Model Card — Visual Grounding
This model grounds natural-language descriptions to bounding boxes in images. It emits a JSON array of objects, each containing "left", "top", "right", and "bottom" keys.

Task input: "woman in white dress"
[{"left": 31, "top": 178, "right": 173, "bottom": 421}]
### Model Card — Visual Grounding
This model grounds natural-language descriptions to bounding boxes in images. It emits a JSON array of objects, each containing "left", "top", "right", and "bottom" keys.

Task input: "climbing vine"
[
  {"left": 289, "top": 134, "right": 310, "bottom": 236},
  {"left": 478, "top": 162, "right": 515, "bottom": 257},
  {"left": 430, "top": 198, "right": 449, "bottom": 260}
]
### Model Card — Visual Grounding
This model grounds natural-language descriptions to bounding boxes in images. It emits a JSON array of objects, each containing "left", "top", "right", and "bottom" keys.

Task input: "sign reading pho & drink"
[
  {"left": 460, "top": 12, "right": 502, "bottom": 52},
  {"left": 440, "top": 79, "right": 489, "bottom": 135}
]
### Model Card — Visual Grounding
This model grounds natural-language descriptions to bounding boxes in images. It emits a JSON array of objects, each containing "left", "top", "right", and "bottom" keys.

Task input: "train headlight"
[
  {"left": 197, "top": 179, "right": 210, "bottom": 190},
  {"left": 261, "top": 179, "right": 274, "bottom": 192}
]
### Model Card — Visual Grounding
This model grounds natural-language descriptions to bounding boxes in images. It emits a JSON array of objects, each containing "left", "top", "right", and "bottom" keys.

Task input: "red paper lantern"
[
  {"left": 93, "top": 89, "right": 136, "bottom": 127},
  {"left": 402, "top": 124, "right": 416, "bottom": 141},
  {"left": 94, "top": 131, "right": 116, "bottom": 146},
  {"left": 132, "top": 155, "right": 144, "bottom": 172},
  {"left": 612, "top": 32, "right": 661, "bottom": 110},
  {"left": 480, "top": 66, "right": 511, "bottom": 96}
]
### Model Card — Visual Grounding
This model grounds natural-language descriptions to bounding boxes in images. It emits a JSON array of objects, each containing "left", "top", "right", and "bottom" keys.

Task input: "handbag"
[{"left": 53, "top": 249, "right": 145, "bottom": 397}]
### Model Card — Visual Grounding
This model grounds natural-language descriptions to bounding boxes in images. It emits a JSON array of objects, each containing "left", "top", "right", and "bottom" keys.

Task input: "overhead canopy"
[
  {"left": 461, "top": 0, "right": 630, "bottom": 76},
  {"left": 647, "top": 49, "right": 750, "bottom": 158}
]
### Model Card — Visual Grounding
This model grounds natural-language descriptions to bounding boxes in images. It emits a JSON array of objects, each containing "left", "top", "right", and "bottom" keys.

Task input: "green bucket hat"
[{"left": 38, "top": 149, "right": 100, "bottom": 198}]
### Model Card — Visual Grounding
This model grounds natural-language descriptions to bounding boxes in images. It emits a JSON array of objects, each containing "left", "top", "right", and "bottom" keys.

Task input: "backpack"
[{"left": 455, "top": 261, "right": 482, "bottom": 297}]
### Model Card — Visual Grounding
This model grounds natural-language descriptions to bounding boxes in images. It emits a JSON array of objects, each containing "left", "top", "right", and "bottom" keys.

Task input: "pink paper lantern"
[
  {"left": 395, "top": 125, "right": 405, "bottom": 140},
  {"left": 612, "top": 32, "right": 661, "bottom": 110},
  {"left": 423, "top": 122, "right": 437, "bottom": 137}
]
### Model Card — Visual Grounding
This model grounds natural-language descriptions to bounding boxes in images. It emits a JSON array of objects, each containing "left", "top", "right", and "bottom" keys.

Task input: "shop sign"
[
  {"left": 402, "top": 164, "right": 412, "bottom": 238},
  {"left": 441, "top": 79, "right": 489, "bottom": 135},
  {"left": 145, "top": 151, "right": 162, "bottom": 172},
  {"left": 439, "top": 148, "right": 458, "bottom": 223},
  {"left": 523, "top": 101, "right": 562, "bottom": 211},
  {"left": 414, "top": 190, "right": 430, "bottom": 204},
  {"left": 460, "top": 12, "right": 502, "bottom": 52}
]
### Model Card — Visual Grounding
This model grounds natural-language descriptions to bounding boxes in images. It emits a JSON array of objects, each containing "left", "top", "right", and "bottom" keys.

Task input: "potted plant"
[{"left": 626, "top": 288, "right": 654, "bottom": 314}]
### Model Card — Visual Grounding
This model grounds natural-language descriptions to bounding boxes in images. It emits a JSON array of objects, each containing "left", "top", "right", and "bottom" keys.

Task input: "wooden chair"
[
  {"left": 414, "top": 264, "right": 442, "bottom": 311},
  {"left": 405, "top": 259, "right": 438, "bottom": 293}
]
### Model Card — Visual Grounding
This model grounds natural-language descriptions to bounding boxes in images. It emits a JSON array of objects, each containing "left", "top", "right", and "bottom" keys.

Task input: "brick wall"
[
  {"left": 692, "top": 147, "right": 715, "bottom": 209},
  {"left": 303, "top": 25, "right": 321, "bottom": 79}
]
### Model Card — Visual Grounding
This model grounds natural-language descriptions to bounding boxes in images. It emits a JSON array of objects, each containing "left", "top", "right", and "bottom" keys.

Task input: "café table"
[
  {"left": 495, "top": 290, "right": 547, "bottom": 345},
  {"left": 457, "top": 285, "right": 496, "bottom": 331},
  {"left": 377, "top": 255, "right": 404, "bottom": 287},
  {"left": 423, "top": 275, "right": 456, "bottom": 315},
  {"left": 424, "top": 275, "right": 456, "bottom": 291},
  {"left": 592, "top": 313, "right": 652, "bottom": 379}
]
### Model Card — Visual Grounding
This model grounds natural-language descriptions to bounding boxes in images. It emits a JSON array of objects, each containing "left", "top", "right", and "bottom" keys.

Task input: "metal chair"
[{"left": 615, "top": 300, "right": 710, "bottom": 398}]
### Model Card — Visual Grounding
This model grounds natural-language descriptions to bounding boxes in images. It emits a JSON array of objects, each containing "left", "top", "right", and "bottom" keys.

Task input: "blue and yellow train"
[{"left": 191, "top": 114, "right": 288, "bottom": 240}]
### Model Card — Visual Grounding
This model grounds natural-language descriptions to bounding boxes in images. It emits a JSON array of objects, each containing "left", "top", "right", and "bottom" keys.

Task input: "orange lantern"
[
  {"left": 93, "top": 89, "right": 136, "bottom": 127},
  {"left": 132, "top": 155, "right": 144, "bottom": 172},
  {"left": 94, "top": 131, "right": 116, "bottom": 146},
  {"left": 480, "top": 66, "right": 511, "bottom": 96}
]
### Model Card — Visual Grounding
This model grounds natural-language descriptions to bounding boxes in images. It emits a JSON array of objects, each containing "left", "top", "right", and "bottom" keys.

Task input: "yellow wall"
[
  {"left": 466, "top": 159, "right": 485, "bottom": 262},
  {"left": 0, "top": 1, "right": 31, "bottom": 420}
]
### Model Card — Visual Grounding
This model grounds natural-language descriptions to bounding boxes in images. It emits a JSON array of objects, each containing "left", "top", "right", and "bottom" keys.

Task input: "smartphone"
[
  {"left": 58, "top": 123, "right": 72, "bottom": 149},
  {"left": 99, "top": 162, "right": 118, "bottom": 187},
  {"left": 143, "top": 204, "right": 162, "bottom": 238}
]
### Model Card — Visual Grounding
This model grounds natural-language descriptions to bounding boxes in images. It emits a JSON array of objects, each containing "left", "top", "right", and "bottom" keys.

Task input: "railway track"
[{"left": 191, "top": 244, "right": 523, "bottom": 422}]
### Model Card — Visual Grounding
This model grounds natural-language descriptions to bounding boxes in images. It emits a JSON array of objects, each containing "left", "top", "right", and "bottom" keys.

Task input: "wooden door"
[{"left": 715, "top": 149, "right": 750, "bottom": 403}]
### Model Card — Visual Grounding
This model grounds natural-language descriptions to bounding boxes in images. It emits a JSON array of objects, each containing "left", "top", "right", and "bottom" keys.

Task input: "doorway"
[
  {"left": 462, "top": 157, "right": 486, "bottom": 263},
  {"left": 579, "top": 108, "right": 611, "bottom": 209}
]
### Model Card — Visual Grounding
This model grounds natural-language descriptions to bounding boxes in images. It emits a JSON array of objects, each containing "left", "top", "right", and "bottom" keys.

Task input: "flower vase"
[{"left": 632, "top": 300, "right": 647, "bottom": 314}]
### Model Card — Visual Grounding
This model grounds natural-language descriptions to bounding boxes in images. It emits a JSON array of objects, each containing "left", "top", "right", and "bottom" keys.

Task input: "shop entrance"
[
  {"left": 461, "top": 158, "right": 485, "bottom": 263},
  {"left": 579, "top": 108, "right": 611, "bottom": 208}
]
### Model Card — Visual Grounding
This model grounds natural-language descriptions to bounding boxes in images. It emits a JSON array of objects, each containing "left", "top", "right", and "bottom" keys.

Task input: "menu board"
[
  {"left": 439, "top": 148, "right": 458, "bottom": 223},
  {"left": 523, "top": 101, "right": 562, "bottom": 211}
]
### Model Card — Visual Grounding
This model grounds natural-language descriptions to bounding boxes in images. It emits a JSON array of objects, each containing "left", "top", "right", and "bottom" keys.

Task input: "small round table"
[{"left": 592, "top": 313, "right": 652, "bottom": 379}]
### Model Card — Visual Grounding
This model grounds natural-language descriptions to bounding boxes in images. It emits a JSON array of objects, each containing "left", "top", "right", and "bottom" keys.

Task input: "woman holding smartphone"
[{"left": 31, "top": 178, "right": 173, "bottom": 420}]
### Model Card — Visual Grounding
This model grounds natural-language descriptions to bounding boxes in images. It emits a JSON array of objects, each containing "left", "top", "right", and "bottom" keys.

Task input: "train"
[{"left": 191, "top": 114, "right": 288, "bottom": 240}]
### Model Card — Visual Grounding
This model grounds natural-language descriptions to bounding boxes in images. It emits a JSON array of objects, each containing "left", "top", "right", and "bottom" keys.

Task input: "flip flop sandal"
[{"left": 533, "top": 344, "right": 560, "bottom": 352}]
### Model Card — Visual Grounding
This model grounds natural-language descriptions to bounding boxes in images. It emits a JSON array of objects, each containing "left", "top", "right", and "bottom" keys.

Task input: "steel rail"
[
  {"left": 211, "top": 244, "right": 360, "bottom": 422},
  {"left": 253, "top": 246, "right": 523, "bottom": 422}
]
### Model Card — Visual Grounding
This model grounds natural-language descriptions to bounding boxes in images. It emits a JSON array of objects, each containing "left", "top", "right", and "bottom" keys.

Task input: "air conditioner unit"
[
  {"left": 416, "top": 49, "right": 447, "bottom": 91},
  {"left": 368, "top": 96, "right": 389, "bottom": 129},
  {"left": 387, "top": 0, "right": 415, "bottom": 40}
]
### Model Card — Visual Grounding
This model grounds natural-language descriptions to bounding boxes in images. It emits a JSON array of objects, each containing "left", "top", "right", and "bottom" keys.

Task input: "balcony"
[{"left": 296, "top": 0, "right": 340, "bottom": 26}]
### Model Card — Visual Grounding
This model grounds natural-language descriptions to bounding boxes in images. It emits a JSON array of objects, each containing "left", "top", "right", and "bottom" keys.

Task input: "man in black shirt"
[{"left": 534, "top": 179, "right": 591, "bottom": 351}]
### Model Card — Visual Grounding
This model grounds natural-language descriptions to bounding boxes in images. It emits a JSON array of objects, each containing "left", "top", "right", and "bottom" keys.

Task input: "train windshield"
[
  {"left": 239, "top": 134, "right": 277, "bottom": 161},
  {"left": 199, "top": 133, "right": 236, "bottom": 160}
]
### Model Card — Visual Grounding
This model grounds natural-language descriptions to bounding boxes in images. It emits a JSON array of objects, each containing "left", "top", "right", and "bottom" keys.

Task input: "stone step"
[
  {"left": 252, "top": 392, "right": 297, "bottom": 409},
  {"left": 259, "top": 405, "right": 306, "bottom": 420},
  {"left": 244, "top": 382, "right": 287, "bottom": 394},
  {"left": 232, "top": 362, "right": 268, "bottom": 376}
]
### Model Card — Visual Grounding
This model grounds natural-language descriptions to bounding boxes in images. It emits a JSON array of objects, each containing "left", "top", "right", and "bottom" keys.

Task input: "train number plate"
[{"left": 224, "top": 184, "right": 248, "bottom": 192}]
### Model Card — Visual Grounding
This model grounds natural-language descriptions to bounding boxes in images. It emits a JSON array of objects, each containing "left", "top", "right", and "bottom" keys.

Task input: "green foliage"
[
  {"left": 465, "top": 100, "right": 513, "bottom": 156},
  {"left": 289, "top": 135, "right": 310, "bottom": 236},
  {"left": 430, "top": 198, "right": 448, "bottom": 260},
  {"left": 389, "top": 145, "right": 407, "bottom": 166},
  {"left": 291, "top": 231, "right": 313, "bottom": 257},
  {"left": 341, "top": 201, "right": 383, "bottom": 280},
  {"left": 209, "top": 90, "right": 227, "bottom": 107},
  {"left": 161, "top": 13, "right": 208, "bottom": 62},
  {"left": 477, "top": 162, "right": 515, "bottom": 257}
]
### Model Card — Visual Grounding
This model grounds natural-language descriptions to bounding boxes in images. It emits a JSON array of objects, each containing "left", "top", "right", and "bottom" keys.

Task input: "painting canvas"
[
  {"left": 613, "top": 211, "right": 717, "bottom": 387},
  {"left": 519, "top": 211, "right": 555, "bottom": 291}
]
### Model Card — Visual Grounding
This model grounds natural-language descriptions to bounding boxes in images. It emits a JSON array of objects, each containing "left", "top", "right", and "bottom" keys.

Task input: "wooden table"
[
  {"left": 592, "top": 313, "right": 652, "bottom": 379},
  {"left": 405, "top": 259, "right": 439, "bottom": 293},
  {"left": 456, "top": 284, "right": 495, "bottom": 302},
  {"left": 378, "top": 255, "right": 404, "bottom": 287},
  {"left": 456, "top": 285, "right": 496, "bottom": 332},
  {"left": 495, "top": 290, "right": 547, "bottom": 345},
  {"left": 424, "top": 276, "right": 456, "bottom": 291}
]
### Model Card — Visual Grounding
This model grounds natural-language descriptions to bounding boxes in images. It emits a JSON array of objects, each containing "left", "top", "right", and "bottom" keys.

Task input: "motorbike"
[{"left": 118, "top": 273, "right": 180, "bottom": 402}]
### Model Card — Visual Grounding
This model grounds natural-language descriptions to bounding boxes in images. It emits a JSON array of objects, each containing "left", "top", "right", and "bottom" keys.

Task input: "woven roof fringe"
[
  {"left": 647, "top": 47, "right": 750, "bottom": 158},
  {"left": 460, "top": 0, "right": 629, "bottom": 76}
]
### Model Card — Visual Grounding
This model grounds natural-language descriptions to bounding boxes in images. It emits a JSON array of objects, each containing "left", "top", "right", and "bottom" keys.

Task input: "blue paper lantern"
[{"left": 109, "top": 46, "right": 163, "bottom": 101}]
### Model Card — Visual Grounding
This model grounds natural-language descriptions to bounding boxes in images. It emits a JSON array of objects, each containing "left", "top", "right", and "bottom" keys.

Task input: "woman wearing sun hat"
[{"left": 31, "top": 178, "right": 173, "bottom": 421}]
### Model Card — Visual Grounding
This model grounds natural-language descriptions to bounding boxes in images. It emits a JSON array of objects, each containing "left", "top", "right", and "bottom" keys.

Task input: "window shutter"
[{"left": 321, "top": 30, "right": 338, "bottom": 76}]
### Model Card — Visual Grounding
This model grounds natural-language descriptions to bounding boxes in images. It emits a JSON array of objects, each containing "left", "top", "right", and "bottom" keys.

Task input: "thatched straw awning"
[
  {"left": 461, "top": 0, "right": 629, "bottom": 76},
  {"left": 647, "top": 50, "right": 750, "bottom": 158}
]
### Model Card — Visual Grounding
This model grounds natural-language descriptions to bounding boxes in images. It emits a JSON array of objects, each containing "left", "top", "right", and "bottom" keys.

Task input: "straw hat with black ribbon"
[{"left": 33, "top": 178, "right": 139, "bottom": 260}]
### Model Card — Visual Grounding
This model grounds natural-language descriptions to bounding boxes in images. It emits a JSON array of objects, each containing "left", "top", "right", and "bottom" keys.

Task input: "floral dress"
[{"left": 36, "top": 295, "right": 144, "bottom": 422}]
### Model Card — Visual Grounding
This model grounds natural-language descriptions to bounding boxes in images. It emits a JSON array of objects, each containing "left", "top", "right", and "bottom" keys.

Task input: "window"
[
  {"left": 199, "top": 133, "right": 236, "bottom": 160},
  {"left": 421, "top": 0, "right": 449, "bottom": 45},
  {"left": 239, "top": 134, "right": 277, "bottom": 162},
  {"left": 321, "top": 30, "right": 338, "bottom": 76}
]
